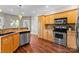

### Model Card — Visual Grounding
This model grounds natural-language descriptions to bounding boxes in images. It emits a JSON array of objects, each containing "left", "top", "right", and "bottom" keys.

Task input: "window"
[{"left": 10, "top": 19, "right": 19, "bottom": 28}]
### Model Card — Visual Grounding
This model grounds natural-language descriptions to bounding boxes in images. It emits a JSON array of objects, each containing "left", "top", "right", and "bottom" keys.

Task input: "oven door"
[{"left": 53, "top": 32, "right": 67, "bottom": 46}]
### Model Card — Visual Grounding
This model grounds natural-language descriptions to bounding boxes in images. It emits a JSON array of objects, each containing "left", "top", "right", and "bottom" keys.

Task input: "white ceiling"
[{"left": 0, "top": 5, "right": 77, "bottom": 16}]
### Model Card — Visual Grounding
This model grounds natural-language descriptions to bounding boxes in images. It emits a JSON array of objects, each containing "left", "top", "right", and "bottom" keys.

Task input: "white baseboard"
[{"left": 31, "top": 32, "right": 38, "bottom": 35}]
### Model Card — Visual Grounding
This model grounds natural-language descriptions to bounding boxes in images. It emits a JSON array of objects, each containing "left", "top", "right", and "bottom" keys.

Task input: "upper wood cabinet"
[
  {"left": 67, "top": 10, "right": 77, "bottom": 23},
  {"left": 54, "top": 9, "right": 77, "bottom": 23},
  {"left": 45, "top": 15, "right": 54, "bottom": 24},
  {"left": 54, "top": 12, "right": 67, "bottom": 19}
]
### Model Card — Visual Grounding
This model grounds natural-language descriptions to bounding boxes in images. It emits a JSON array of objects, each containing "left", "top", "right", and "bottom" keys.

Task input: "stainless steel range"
[
  {"left": 53, "top": 31, "right": 67, "bottom": 46},
  {"left": 53, "top": 18, "right": 67, "bottom": 46}
]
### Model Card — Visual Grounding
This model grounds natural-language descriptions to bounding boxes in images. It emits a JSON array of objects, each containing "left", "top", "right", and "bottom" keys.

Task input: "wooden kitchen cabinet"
[
  {"left": 67, "top": 10, "right": 77, "bottom": 23},
  {"left": 45, "top": 15, "right": 54, "bottom": 41},
  {"left": 38, "top": 16, "right": 43, "bottom": 38},
  {"left": 12, "top": 33, "right": 19, "bottom": 52},
  {"left": 38, "top": 9, "right": 77, "bottom": 46},
  {"left": 38, "top": 16, "right": 46, "bottom": 39},
  {"left": 43, "top": 29, "right": 48, "bottom": 40},
  {"left": 54, "top": 12, "right": 67, "bottom": 19},
  {"left": 45, "top": 15, "right": 50, "bottom": 24},
  {"left": 46, "top": 30, "right": 53, "bottom": 42},
  {"left": 53, "top": 9, "right": 77, "bottom": 23},
  {"left": 1, "top": 35, "right": 13, "bottom": 53},
  {"left": 0, "top": 33, "right": 19, "bottom": 53},
  {"left": 67, "top": 31, "right": 77, "bottom": 49},
  {"left": 38, "top": 15, "right": 54, "bottom": 42},
  {"left": 45, "top": 15, "right": 54, "bottom": 24}
]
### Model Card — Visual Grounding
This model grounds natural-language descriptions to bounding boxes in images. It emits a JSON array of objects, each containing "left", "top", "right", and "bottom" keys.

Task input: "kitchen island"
[{"left": 0, "top": 28, "right": 30, "bottom": 53}]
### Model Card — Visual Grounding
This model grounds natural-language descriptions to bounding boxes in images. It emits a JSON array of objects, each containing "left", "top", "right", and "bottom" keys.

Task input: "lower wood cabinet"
[
  {"left": 43, "top": 29, "right": 54, "bottom": 42},
  {"left": 1, "top": 36, "right": 13, "bottom": 53},
  {"left": 67, "top": 31, "right": 77, "bottom": 49},
  {"left": 12, "top": 33, "right": 19, "bottom": 52},
  {"left": 47, "top": 30, "right": 54, "bottom": 42},
  {"left": 0, "top": 33, "right": 19, "bottom": 53}
]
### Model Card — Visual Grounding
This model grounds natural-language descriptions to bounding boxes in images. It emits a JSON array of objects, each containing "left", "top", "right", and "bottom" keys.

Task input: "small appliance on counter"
[{"left": 53, "top": 17, "right": 67, "bottom": 46}]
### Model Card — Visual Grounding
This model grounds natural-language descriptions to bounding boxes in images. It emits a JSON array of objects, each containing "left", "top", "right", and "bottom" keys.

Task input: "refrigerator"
[{"left": 77, "top": 16, "right": 79, "bottom": 49}]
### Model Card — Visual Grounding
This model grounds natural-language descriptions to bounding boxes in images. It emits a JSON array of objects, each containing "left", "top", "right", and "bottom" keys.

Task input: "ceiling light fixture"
[
  {"left": 18, "top": 5, "right": 23, "bottom": 8},
  {"left": 18, "top": 5, "right": 23, "bottom": 20}
]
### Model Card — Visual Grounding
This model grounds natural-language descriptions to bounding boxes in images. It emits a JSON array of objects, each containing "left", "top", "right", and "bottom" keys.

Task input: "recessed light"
[
  {"left": 17, "top": 5, "right": 23, "bottom": 8},
  {"left": 0, "top": 9, "right": 2, "bottom": 12}
]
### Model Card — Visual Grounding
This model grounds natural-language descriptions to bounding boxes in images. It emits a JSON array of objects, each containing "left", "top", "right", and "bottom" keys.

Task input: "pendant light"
[
  {"left": 18, "top": 5, "right": 23, "bottom": 30},
  {"left": 19, "top": 14, "right": 22, "bottom": 20},
  {"left": 18, "top": 5, "right": 23, "bottom": 20}
]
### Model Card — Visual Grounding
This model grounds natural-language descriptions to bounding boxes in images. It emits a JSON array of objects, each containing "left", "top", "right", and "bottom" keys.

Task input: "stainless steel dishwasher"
[{"left": 19, "top": 31, "right": 30, "bottom": 46}]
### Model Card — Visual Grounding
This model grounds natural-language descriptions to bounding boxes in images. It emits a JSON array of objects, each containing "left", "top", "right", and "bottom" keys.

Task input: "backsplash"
[
  {"left": 45, "top": 24, "right": 54, "bottom": 29},
  {"left": 67, "top": 23, "right": 76, "bottom": 31},
  {"left": 45, "top": 23, "right": 76, "bottom": 31}
]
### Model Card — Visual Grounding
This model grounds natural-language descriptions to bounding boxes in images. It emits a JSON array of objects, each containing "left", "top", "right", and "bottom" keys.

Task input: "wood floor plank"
[{"left": 14, "top": 34, "right": 75, "bottom": 53}]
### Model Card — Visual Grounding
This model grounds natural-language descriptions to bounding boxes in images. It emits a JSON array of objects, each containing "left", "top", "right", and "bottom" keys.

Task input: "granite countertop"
[
  {"left": 0, "top": 32, "right": 16, "bottom": 37},
  {"left": 0, "top": 29, "right": 30, "bottom": 37},
  {"left": 17, "top": 29, "right": 30, "bottom": 33},
  {"left": 67, "top": 30, "right": 76, "bottom": 32}
]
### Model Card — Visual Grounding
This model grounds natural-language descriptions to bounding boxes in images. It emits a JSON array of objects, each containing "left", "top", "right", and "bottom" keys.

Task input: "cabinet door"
[
  {"left": 47, "top": 30, "right": 53, "bottom": 42},
  {"left": 13, "top": 33, "right": 19, "bottom": 51},
  {"left": 46, "top": 15, "right": 54, "bottom": 24},
  {"left": 67, "top": 32, "right": 77, "bottom": 49},
  {"left": 38, "top": 16, "right": 45, "bottom": 39},
  {"left": 67, "top": 10, "right": 77, "bottom": 23},
  {"left": 54, "top": 12, "right": 67, "bottom": 19},
  {"left": 42, "top": 16, "right": 46, "bottom": 39},
  {"left": 38, "top": 16, "right": 43, "bottom": 38},
  {"left": 1, "top": 36, "right": 13, "bottom": 53}
]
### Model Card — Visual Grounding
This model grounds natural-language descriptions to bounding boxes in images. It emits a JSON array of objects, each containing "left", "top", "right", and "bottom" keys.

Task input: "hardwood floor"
[{"left": 14, "top": 35, "right": 76, "bottom": 53}]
